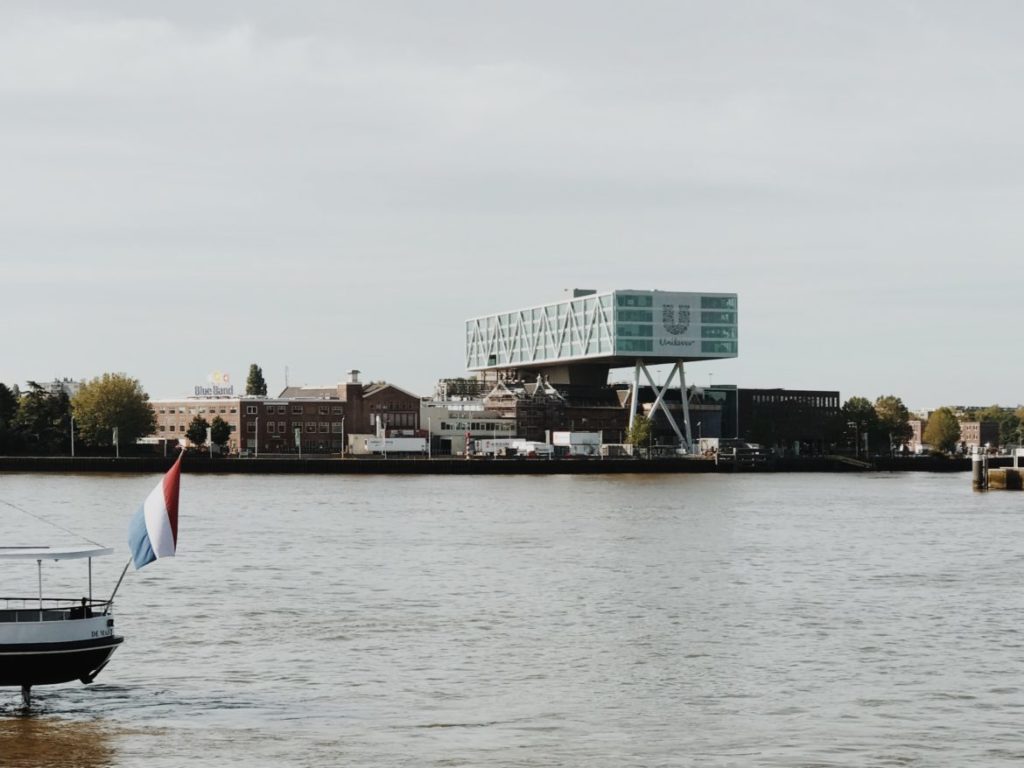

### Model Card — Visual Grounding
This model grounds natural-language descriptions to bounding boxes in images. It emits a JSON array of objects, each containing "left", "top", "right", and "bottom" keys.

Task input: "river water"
[{"left": 1, "top": 471, "right": 1023, "bottom": 766}]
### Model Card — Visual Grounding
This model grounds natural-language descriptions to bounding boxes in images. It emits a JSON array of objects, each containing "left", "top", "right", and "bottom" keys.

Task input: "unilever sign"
[
  {"left": 194, "top": 371, "right": 234, "bottom": 397},
  {"left": 654, "top": 295, "right": 698, "bottom": 350}
]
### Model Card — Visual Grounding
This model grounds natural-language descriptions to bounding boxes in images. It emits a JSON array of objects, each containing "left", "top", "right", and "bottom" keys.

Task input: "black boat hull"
[{"left": 0, "top": 636, "right": 124, "bottom": 686}]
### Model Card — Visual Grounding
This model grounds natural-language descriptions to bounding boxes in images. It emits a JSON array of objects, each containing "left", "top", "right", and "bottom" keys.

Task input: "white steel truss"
[
  {"left": 628, "top": 359, "right": 694, "bottom": 453},
  {"left": 466, "top": 292, "right": 615, "bottom": 370}
]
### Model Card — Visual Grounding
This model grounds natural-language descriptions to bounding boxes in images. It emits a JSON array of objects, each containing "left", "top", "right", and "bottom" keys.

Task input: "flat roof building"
[
  {"left": 150, "top": 370, "right": 420, "bottom": 455},
  {"left": 466, "top": 289, "right": 737, "bottom": 380},
  {"left": 465, "top": 288, "right": 738, "bottom": 452}
]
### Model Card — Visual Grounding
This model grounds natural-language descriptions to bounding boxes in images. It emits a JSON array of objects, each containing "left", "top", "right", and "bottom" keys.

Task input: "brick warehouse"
[{"left": 150, "top": 370, "right": 420, "bottom": 454}]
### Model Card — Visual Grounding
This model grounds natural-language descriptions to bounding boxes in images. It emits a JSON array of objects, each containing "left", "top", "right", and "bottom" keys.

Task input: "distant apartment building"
[
  {"left": 908, "top": 419, "right": 924, "bottom": 453},
  {"left": 959, "top": 421, "right": 1000, "bottom": 450},
  {"left": 27, "top": 377, "right": 85, "bottom": 398}
]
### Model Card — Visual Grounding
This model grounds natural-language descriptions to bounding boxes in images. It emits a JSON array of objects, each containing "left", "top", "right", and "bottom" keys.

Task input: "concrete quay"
[{"left": 0, "top": 455, "right": 988, "bottom": 475}]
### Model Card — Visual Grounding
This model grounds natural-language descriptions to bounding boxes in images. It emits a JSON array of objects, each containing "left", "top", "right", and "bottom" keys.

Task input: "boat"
[{"left": 0, "top": 545, "right": 124, "bottom": 708}]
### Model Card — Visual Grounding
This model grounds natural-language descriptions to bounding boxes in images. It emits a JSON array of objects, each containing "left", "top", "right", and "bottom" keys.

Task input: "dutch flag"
[{"left": 128, "top": 451, "right": 182, "bottom": 570}]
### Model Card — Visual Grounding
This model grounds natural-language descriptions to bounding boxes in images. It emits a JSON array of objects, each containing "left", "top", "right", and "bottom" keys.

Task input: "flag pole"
[
  {"left": 103, "top": 557, "right": 132, "bottom": 615},
  {"left": 106, "top": 446, "right": 185, "bottom": 615}
]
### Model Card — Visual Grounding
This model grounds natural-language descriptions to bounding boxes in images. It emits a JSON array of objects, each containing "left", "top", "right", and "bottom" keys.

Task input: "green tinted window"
[
  {"left": 701, "top": 311, "right": 736, "bottom": 324},
  {"left": 616, "top": 324, "right": 653, "bottom": 338},
  {"left": 702, "top": 326, "right": 736, "bottom": 339},
  {"left": 701, "top": 296, "right": 736, "bottom": 310},
  {"left": 618, "top": 339, "right": 653, "bottom": 352},
  {"left": 701, "top": 341, "right": 737, "bottom": 354},
  {"left": 616, "top": 294, "right": 653, "bottom": 308},
  {"left": 618, "top": 309, "right": 653, "bottom": 322}
]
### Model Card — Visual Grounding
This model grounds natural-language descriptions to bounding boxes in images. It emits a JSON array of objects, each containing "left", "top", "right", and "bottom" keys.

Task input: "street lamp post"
[
  {"left": 341, "top": 415, "right": 345, "bottom": 458},
  {"left": 255, "top": 417, "right": 259, "bottom": 458}
]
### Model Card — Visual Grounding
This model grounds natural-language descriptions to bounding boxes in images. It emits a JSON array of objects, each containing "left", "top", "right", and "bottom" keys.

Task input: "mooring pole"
[{"left": 972, "top": 450, "right": 988, "bottom": 491}]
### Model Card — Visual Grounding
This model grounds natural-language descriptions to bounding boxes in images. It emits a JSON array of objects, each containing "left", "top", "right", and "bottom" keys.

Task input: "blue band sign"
[{"left": 194, "top": 371, "right": 234, "bottom": 397}]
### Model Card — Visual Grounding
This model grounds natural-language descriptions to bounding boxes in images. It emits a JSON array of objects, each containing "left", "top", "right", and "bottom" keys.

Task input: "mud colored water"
[{"left": 2, "top": 472, "right": 1023, "bottom": 766}]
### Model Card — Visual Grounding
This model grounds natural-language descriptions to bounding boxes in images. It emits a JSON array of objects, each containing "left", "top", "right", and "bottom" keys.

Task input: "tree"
[
  {"left": 626, "top": 414, "right": 652, "bottom": 455},
  {"left": 210, "top": 415, "right": 232, "bottom": 454},
  {"left": 1012, "top": 407, "right": 1024, "bottom": 446},
  {"left": 72, "top": 373, "right": 156, "bottom": 447},
  {"left": 874, "top": 395, "right": 912, "bottom": 456},
  {"left": 841, "top": 396, "right": 879, "bottom": 457},
  {"left": 923, "top": 407, "right": 961, "bottom": 453},
  {"left": 999, "top": 413, "right": 1022, "bottom": 447},
  {"left": 0, "top": 382, "right": 17, "bottom": 453},
  {"left": 12, "top": 382, "right": 71, "bottom": 454},
  {"left": 186, "top": 416, "right": 210, "bottom": 448},
  {"left": 975, "top": 404, "right": 1006, "bottom": 423},
  {"left": 246, "top": 364, "right": 268, "bottom": 396}
]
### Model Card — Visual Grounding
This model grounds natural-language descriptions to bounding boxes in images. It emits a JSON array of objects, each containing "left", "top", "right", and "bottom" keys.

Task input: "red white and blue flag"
[{"left": 128, "top": 451, "right": 182, "bottom": 570}]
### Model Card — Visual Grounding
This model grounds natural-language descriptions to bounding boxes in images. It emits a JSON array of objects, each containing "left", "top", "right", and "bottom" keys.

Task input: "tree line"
[
  {"left": 841, "top": 395, "right": 914, "bottom": 457},
  {"left": 0, "top": 374, "right": 156, "bottom": 456},
  {"left": 842, "top": 397, "right": 1024, "bottom": 455},
  {"left": 0, "top": 364, "right": 270, "bottom": 457}
]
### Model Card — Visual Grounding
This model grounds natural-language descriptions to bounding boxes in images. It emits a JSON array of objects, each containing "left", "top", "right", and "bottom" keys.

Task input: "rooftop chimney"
[{"left": 347, "top": 369, "right": 361, "bottom": 384}]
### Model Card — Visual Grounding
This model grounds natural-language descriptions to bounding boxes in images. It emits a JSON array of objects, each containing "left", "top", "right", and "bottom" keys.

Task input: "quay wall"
[{"left": 0, "top": 455, "right": 989, "bottom": 475}]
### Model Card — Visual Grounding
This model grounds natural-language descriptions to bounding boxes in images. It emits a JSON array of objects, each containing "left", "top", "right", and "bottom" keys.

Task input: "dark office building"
[{"left": 738, "top": 389, "right": 842, "bottom": 455}]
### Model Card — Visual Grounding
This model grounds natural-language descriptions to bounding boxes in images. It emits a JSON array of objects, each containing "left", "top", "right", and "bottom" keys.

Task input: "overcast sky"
[{"left": 2, "top": 1, "right": 1023, "bottom": 409}]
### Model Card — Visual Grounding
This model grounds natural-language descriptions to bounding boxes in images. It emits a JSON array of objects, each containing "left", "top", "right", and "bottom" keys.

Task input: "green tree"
[
  {"left": 246, "top": 364, "right": 268, "bottom": 396},
  {"left": 72, "top": 373, "right": 156, "bottom": 447},
  {"left": 210, "top": 415, "right": 232, "bottom": 454},
  {"left": 1011, "top": 407, "right": 1024, "bottom": 446},
  {"left": 841, "top": 396, "right": 879, "bottom": 457},
  {"left": 185, "top": 416, "right": 210, "bottom": 448},
  {"left": 923, "top": 407, "right": 961, "bottom": 453},
  {"left": 12, "top": 382, "right": 71, "bottom": 455},
  {"left": 626, "top": 414, "right": 652, "bottom": 455},
  {"left": 999, "top": 413, "right": 1022, "bottom": 447},
  {"left": 975, "top": 404, "right": 1006, "bottom": 423},
  {"left": 874, "top": 395, "right": 912, "bottom": 456},
  {"left": 0, "top": 382, "right": 18, "bottom": 453}
]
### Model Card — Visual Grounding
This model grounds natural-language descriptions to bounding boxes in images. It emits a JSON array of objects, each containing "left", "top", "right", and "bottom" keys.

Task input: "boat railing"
[{"left": 0, "top": 597, "right": 114, "bottom": 623}]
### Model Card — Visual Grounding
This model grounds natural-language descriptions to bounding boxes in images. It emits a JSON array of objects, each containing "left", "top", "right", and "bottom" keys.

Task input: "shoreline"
[{"left": 0, "top": 455, "right": 986, "bottom": 475}]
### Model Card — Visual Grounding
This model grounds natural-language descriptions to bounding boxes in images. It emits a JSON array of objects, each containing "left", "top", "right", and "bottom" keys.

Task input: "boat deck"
[{"left": 0, "top": 598, "right": 111, "bottom": 623}]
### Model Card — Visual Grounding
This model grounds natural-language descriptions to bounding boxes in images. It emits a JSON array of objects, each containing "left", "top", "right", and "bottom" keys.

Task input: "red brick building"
[
  {"left": 151, "top": 370, "right": 420, "bottom": 454},
  {"left": 958, "top": 420, "right": 1000, "bottom": 450}
]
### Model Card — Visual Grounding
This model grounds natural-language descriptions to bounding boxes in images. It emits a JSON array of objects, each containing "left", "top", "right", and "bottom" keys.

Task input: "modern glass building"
[
  {"left": 465, "top": 289, "right": 738, "bottom": 371},
  {"left": 465, "top": 289, "right": 739, "bottom": 452}
]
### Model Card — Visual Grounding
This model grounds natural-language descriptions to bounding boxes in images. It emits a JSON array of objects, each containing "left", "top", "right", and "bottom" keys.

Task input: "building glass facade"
[{"left": 466, "top": 289, "right": 738, "bottom": 370}]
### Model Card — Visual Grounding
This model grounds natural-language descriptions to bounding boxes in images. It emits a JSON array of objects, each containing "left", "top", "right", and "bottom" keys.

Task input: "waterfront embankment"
[{"left": 0, "top": 455, "right": 997, "bottom": 474}]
